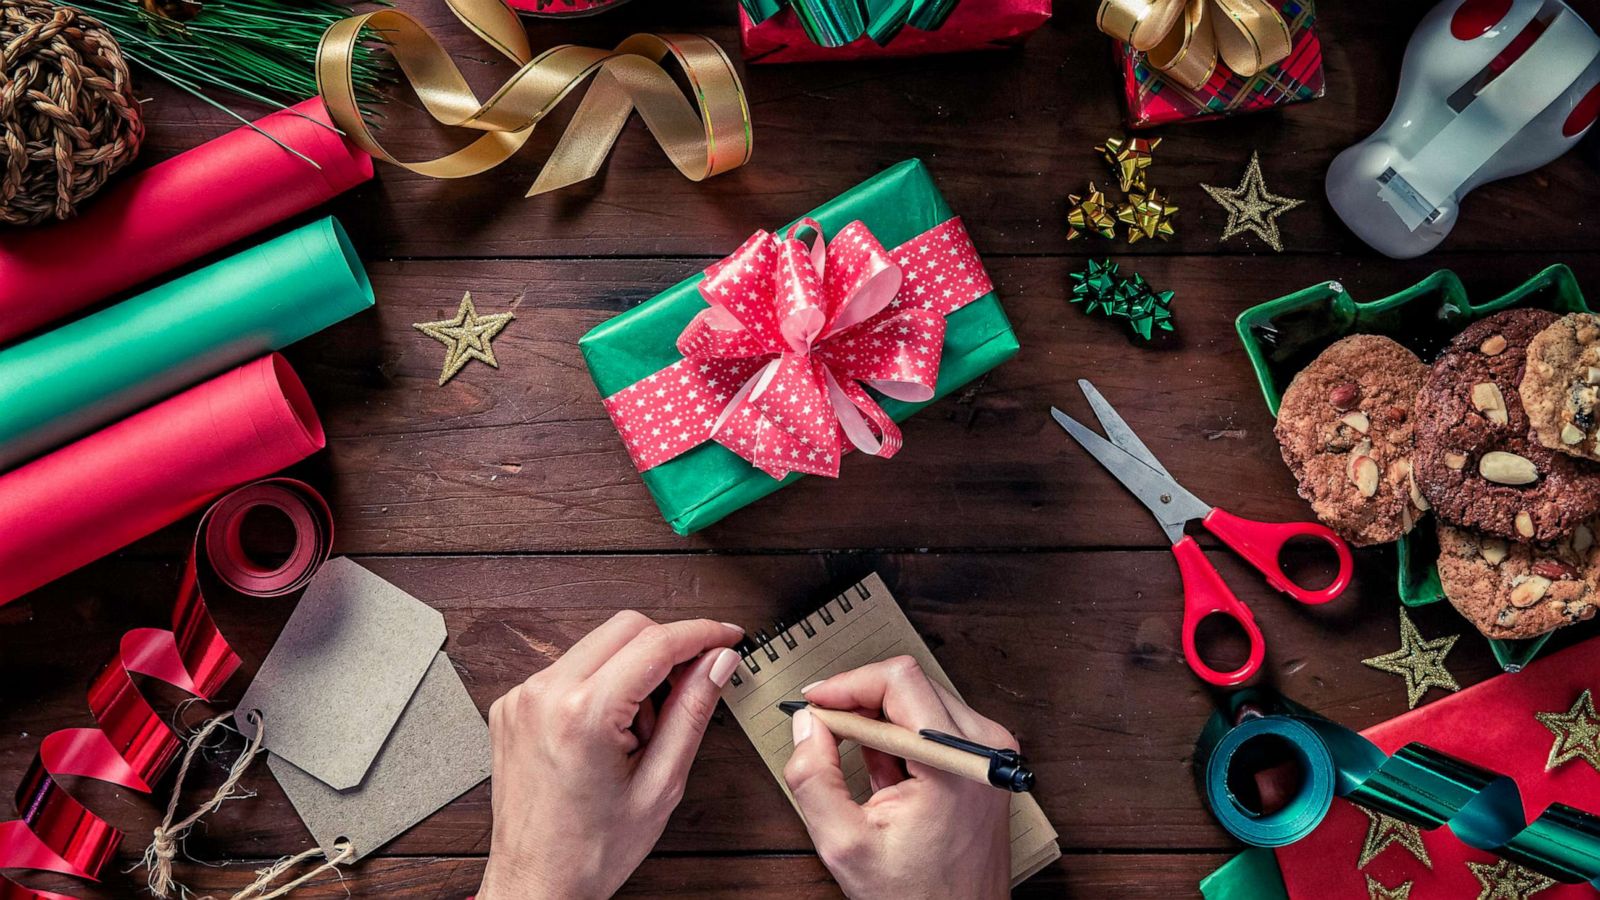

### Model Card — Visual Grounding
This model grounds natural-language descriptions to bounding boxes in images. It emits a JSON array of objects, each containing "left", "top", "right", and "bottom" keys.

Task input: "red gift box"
[
  {"left": 740, "top": 0, "right": 1051, "bottom": 64},
  {"left": 1118, "top": 0, "right": 1324, "bottom": 128},
  {"left": 1273, "top": 636, "right": 1600, "bottom": 898}
]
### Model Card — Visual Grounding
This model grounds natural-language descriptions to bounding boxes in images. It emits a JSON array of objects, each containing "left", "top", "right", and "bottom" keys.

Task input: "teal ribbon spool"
[
  {"left": 740, "top": 0, "right": 961, "bottom": 48},
  {"left": 1196, "top": 692, "right": 1600, "bottom": 888}
]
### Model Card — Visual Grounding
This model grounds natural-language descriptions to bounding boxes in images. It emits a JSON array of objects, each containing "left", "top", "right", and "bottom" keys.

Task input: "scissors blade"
[
  {"left": 1050, "top": 407, "right": 1211, "bottom": 543},
  {"left": 1077, "top": 378, "right": 1172, "bottom": 480}
]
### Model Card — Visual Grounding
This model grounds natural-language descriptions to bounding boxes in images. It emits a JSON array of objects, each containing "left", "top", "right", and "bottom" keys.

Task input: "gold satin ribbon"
[
  {"left": 316, "top": 0, "right": 752, "bottom": 196},
  {"left": 1096, "top": 0, "right": 1293, "bottom": 91}
]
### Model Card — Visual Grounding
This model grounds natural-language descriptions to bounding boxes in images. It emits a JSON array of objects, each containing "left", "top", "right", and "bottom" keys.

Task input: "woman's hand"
[
  {"left": 783, "top": 656, "right": 1015, "bottom": 900},
  {"left": 478, "top": 611, "right": 744, "bottom": 900}
]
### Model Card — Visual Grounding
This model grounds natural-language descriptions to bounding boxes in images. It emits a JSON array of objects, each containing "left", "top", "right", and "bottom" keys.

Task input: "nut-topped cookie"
[
  {"left": 1274, "top": 335, "right": 1428, "bottom": 546},
  {"left": 1522, "top": 312, "right": 1600, "bottom": 461},
  {"left": 1413, "top": 308, "right": 1600, "bottom": 543},
  {"left": 1438, "top": 520, "right": 1600, "bottom": 639}
]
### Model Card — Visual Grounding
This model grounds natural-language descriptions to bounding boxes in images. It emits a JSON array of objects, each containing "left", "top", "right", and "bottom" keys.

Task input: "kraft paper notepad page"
[{"left": 721, "top": 572, "right": 1061, "bottom": 886}]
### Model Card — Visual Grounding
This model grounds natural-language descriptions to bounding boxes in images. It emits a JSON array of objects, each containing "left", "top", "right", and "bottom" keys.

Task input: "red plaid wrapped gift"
[{"left": 1112, "top": 0, "right": 1324, "bottom": 128}]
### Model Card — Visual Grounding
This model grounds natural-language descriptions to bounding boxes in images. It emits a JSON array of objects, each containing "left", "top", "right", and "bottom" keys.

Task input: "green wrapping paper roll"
[{"left": 0, "top": 217, "right": 372, "bottom": 470}]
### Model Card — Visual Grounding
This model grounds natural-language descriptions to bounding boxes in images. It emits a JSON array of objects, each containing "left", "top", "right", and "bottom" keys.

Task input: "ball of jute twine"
[{"left": 1, "top": 0, "right": 142, "bottom": 226}]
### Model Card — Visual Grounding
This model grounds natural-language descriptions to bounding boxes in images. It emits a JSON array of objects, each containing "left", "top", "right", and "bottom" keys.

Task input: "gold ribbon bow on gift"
[
  {"left": 316, "top": 0, "right": 752, "bottom": 197},
  {"left": 1096, "top": 0, "right": 1293, "bottom": 91}
]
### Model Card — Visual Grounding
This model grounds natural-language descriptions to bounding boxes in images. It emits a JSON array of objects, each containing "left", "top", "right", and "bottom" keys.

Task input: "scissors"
[{"left": 1050, "top": 380, "right": 1354, "bottom": 687}]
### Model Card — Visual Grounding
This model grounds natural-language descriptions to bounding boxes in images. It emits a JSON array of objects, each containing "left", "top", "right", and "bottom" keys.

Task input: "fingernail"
[
  {"left": 709, "top": 648, "right": 740, "bottom": 687},
  {"left": 720, "top": 621, "right": 745, "bottom": 635},
  {"left": 800, "top": 680, "right": 824, "bottom": 694},
  {"left": 792, "top": 707, "right": 813, "bottom": 744}
]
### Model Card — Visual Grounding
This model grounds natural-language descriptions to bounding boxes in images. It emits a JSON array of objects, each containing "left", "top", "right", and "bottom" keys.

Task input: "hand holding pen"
[{"left": 783, "top": 656, "right": 1020, "bottom": 900}]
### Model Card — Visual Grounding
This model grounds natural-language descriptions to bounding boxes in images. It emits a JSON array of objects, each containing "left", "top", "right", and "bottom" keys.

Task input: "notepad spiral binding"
[{"left": 728, "top": 578, "right": 874, "bottom": 688}]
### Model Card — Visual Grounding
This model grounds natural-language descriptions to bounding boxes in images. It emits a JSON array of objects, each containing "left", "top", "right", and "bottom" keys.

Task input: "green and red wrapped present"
[
  {"left": 580, "top": 160, "right": 1019, "bottom": 535},
  {"left": 1101, "top": 0, "right": 1325, "bottom": 129}
]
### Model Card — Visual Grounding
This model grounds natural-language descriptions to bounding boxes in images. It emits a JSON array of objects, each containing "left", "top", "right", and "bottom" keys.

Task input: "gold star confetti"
[
  {"left": 1362, "top": 608, "right": 1461, "bottom": 709},
  {"left": 414, "top": 292, "right": 515, "bottom": 386},
  {"left": 1467, "top": 859, "right": 1555, "bottom": 900},
  {"left": 1118, "top": 188, "right": 1179, "bottom": 243},
  {"left": 1366, "top": 875, "right": 1413, "bottom": 900},
  {"left": 1201, "top": 151, "right": 1304, "bottom": 252},
  {"left": 1357, "top": 807, "right": 1431, "bottom": 870},
  {"left": 1535, "top": 689, "right": 1600, "bottom": 773},
  {"left": 1097, "top": 135, "right": 1160, "bottom": 192},
  {"left": 1067, "top": 182, "right": 1117, "bottom": 240}
]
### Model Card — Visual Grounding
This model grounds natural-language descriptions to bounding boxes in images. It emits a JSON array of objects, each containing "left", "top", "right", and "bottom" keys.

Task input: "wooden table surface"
[{"left": 5, "top": 1, "right": 1600, "bottom": 896}]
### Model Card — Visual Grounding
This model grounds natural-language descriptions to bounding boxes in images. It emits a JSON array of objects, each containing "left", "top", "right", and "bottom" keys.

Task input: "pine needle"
[{"left": 63, "top": 0, "right": 389, "bottom": 114}]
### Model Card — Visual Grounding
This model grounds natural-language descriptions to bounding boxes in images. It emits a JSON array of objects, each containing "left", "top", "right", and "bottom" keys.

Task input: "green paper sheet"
[
  {"left": 1200, "top": 849, "right": 1289, "bottom": 900},
  {"left": 579, "top": 159, "right": 1020, "bottom": 535},
  {"left": 0, "top": 217, "right": 372, "bottom": 470}
]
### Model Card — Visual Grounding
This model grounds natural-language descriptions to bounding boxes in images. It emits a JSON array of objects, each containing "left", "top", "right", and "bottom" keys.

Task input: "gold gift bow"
[
  {"left": 1096, "top": 0, "right": 1292, "bottom": 91},
  {"left": 316, "top": 0, "right": 752, "bottom": 196}
]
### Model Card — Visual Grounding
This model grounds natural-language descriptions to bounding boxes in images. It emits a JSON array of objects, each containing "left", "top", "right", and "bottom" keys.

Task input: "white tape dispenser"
[{"left": 1326, "top": 0, "right": 1600, "bottom": 259}]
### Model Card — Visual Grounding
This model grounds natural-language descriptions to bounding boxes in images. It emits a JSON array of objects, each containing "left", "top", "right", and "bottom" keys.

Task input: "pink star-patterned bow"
[{"left": 603, "top": 215, "right": 993, "bottom": 479}]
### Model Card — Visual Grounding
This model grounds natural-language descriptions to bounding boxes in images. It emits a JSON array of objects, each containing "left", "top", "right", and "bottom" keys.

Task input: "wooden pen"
[{"left": 779, "top": 700, "right": 1035, "bottom": 792}]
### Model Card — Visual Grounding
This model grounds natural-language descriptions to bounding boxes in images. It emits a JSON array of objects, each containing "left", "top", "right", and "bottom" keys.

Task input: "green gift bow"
[{"left": 741, "top": 0, "right": 962, "bottom": 47}]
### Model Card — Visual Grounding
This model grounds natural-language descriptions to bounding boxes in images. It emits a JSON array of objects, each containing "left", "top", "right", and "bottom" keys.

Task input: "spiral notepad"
[{"left": 721, "top": 572, "right": 1061, "bottom": 886}]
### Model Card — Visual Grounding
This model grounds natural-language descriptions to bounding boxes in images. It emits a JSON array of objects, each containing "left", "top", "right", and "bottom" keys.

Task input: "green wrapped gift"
[{"left": 579, "top": 159, "right": 1019, "bottom": 535}]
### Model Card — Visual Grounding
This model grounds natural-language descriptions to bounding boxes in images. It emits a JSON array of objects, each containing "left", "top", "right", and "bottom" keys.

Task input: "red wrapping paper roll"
[
  {"left": 0, "top": 354, "right": 325, "bottom": 606},
  {"left": 0, "top": 99, "right": 373, "bottom": 345}
]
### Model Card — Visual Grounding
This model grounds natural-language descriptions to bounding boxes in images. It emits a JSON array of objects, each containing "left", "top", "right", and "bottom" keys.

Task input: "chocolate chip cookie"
[
  {"left": 1521, "top": 312, "right": 1600, "bottom": 461},
  {"left": 1274, "top": 335, "right": 1428, "bottom": 546},
  {"left": 1414, "top": 309, "right": 1600, "bottom": 543},
  {"left": 1437, "top": 520, "right": 1600, "bottom": 639}
]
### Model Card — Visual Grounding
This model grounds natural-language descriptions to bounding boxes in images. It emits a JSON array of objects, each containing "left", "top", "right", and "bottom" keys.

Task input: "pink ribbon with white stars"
[{"left": 602, "top": 215, "right": 993, "bottom": 479}]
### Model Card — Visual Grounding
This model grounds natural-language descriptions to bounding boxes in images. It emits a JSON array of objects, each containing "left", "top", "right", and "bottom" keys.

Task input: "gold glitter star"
[
  {"left": 1366, "top": 875, "right": 1413, "bottom": 900},
  {"left": 414, "top": 292, "right": 515, "bottom": 386},
  {"left": 1535, "top": 689, "right": 1600, "bottom": 773},
  {"left": 1362, "top": 608, "right": 1461, "bottom": 709},
  {"left": 1357, "top": 807, "right": 1432, "bottom": 870},
  {"left": 1066, "top": 182, "right": 1117, "bottom": 240},
  {"left": 1097, "top": 135, "right": 1160, "bottom": 192},
  {"left": 1200, "top": 151, "right": 1304, "bottom": 252},
  {"left": 1117, "top": 188, "right": 1179, "bottom": 243},
  {"left": 1467, "top": 859, "right": 1555, "bottom": 900}
]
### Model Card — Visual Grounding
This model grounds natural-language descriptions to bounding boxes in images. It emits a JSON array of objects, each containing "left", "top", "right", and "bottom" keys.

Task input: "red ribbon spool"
[{"left": 0, "top": 479, "right": 332, "bottom": 900}]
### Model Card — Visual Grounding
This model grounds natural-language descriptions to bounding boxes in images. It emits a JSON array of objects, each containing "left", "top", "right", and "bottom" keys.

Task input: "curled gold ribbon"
[
  {"left": 1096, "top": 0, "right": 1292, "bottom": 91},
  {"left": 316, "top": 0, "right": 753, "bottom": 197}
]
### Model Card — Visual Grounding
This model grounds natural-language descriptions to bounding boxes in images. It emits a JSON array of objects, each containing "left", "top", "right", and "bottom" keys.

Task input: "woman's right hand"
[{"left": 782, "top": 656, "right": 1016, "bottom": 900}]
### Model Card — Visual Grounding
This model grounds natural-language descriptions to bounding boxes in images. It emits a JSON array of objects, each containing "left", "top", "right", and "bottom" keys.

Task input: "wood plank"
[
  {"left": 7, "top": 851, "right": 1238, "bottom": 898},
  {"left": 86, "top": 251, "right": 1600, "bottom": 556},
  {"left": 123, "top": 0, "right": 1600, "bottom": 260},
  {"left": 1, "top": 551, "right": 1545, "bottom": 865}
]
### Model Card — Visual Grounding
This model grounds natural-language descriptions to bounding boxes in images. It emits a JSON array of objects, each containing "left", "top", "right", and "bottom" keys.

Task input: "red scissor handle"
[
  {"left": 1173, "top": 536, "right": 1266, "bottom": 687},
  {"left": 1201, "top": 508, "right": 1353, "bottom": 605}
]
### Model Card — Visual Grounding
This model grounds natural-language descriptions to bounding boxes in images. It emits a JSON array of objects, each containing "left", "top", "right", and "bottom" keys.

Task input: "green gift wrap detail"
[
  {"left": 579, "top": 159, "right": 1019, "bottom": 535},
  {"left": 1196, "top": 692, "right": 1600, "bottom": 892},
  {"left": 1199, "top": 848, "right": 1288, "bottom": 900},
  {"left": 1234, "top": 265, "right": 1592, "bottom": 672},
  {"left": 0, "top": 217, "right": 373, "bottom": 470},
  {"left": 741, "top": 0, "right": 961, "bottom": 47}
]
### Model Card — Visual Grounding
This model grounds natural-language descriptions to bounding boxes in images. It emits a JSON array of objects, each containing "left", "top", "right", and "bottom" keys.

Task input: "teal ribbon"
[
  {"left": 741, "top": 0, "right": 961, "bottom": 47},
  {"left": 1196, "top": 691, "right": 1600, "bottom": 888}
]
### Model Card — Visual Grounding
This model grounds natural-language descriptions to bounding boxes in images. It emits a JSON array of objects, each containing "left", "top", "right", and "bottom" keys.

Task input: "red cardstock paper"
[
  {"left": 0, "top": 354, "right": 325, "bottom": 606},
  {"left": 0, "top": 99, "right": 372, "bottom": 345},
  {"left": 1274, "top": 637, "right": 1600, "bottom": 898},
  {"left": 739, "top": 0, "right": 1050, "bottom": 64}
]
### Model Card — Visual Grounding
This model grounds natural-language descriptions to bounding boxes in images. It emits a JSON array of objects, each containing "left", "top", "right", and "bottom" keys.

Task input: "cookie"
[
  {"left": 1414, "top": 308, "right": 1600, "bottom": 543},
  {"left": 1437, "top": 520, "right": 1600, "bottom": 639},
  {"left": 1521, "top": 312, "right": 1600, "bottom": 461},
  {"left": 1274, "top": 335, "right": 1428, "bottom": 546}
]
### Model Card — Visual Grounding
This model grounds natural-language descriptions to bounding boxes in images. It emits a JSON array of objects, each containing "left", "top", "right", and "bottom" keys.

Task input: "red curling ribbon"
[
  {"left": 0, "top": 479, "right": 332, "bottom": 900},
  {"left": 602, "top": 216, "right": 993, "bottom": 479}
]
